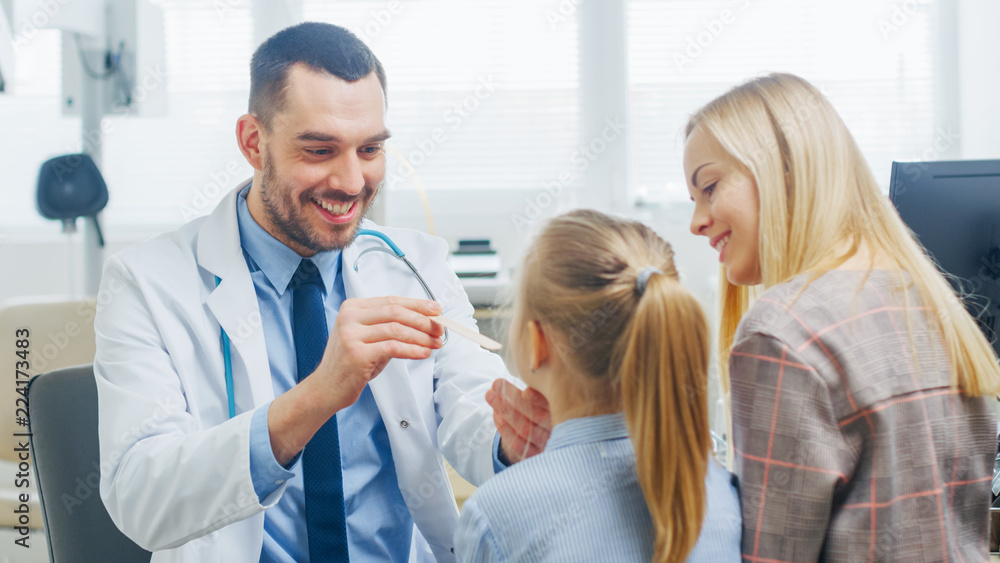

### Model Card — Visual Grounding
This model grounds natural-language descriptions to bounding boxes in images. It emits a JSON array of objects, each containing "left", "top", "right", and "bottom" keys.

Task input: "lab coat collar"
[
  {"left": 197, "top": 181, "right": 249, "bottom": 280},
  {"left": 198, "top": 181, "right": 274, "bottom": 408}
]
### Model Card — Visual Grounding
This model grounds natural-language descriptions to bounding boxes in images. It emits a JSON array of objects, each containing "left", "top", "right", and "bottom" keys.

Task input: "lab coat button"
[{"left": 399, "top": 419, "right": 409, "bottom": 429}]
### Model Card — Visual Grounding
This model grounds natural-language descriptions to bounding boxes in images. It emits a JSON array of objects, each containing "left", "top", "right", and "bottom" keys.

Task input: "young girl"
[
  {"left": 454, "top": 210, "right": 741, "bottom": 562},
  {"left": 684, "top": 73, "right": 1000, "bottom": 561}
]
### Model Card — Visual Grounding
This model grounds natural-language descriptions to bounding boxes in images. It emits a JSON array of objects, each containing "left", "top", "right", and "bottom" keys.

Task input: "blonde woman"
[
  {"left": 685, "top": 72, "right": 1000, "bottom": 561},
  {"left": 455, "top": 210, "right": 741, "bottom": 562}
]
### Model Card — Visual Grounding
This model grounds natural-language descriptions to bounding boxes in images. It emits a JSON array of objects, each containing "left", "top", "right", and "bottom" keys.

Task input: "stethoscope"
[{"left": 216, "top": 228, "right": 440, "bottom": 419}]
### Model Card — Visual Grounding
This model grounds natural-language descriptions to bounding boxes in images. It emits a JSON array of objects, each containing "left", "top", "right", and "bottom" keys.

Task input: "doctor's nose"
[
  {"left": 689, "top": 203, "right": 712, "bottom": 237},
  {"left": 325, "top": 153, "right": 367, "bottom": 196}
]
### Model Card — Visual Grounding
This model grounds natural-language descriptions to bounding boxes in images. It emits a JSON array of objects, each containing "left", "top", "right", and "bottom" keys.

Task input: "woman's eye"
[{"left": 703, "top": 182, "right": 717, "bottom": 197}]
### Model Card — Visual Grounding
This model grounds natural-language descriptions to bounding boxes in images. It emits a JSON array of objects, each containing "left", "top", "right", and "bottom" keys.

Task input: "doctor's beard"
[{"left": 258, "top": 151, "right": 379, "bottom": 254}]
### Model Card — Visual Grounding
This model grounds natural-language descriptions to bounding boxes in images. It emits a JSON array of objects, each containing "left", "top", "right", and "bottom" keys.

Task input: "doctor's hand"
[
  {"left": 268, "top": 296, "right": 444, "bottom": 466},
  {"left": 315, "top": 296, "right": 445, "bottom": 408},
  {"left": 486, "top": 379, "right": 552, "bottom": 464}
]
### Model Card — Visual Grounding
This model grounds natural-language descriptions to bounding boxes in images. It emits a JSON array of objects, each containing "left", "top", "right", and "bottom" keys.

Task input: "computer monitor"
[{"left": 889, "top": 159, "right": 1000, "bottom": 355}]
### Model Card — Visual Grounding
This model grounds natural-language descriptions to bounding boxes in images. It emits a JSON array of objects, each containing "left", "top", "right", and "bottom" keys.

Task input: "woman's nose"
[{"left": 690, "top": 204, "right": 712, "bottom": 236}]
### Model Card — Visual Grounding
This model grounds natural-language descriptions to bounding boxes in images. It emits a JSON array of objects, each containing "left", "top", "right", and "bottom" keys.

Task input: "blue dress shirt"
[
  {"left": 454, "top": 413, "right": 743, "bottom": 562},
  {"left": 237, "top": 185, "right": 413, "bottom": 562}
]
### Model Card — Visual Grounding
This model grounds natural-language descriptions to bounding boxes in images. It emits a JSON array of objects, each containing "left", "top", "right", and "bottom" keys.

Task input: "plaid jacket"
[{"left": 730, "top": 269, "right": 996, "bottom": 562}]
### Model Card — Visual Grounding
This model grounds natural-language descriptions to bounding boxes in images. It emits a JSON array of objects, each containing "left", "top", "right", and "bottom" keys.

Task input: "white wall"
[
  {"left": 0, "top": 233, "right": 141, "bottom": 300},
  {"left": 957, "top": 0, "right": 1000, "bottom": 159}
]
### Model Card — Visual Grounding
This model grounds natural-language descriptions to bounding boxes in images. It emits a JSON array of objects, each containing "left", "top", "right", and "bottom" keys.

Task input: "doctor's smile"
[{"left": 312, "top": 197, "right": 357, "bottom": 222}]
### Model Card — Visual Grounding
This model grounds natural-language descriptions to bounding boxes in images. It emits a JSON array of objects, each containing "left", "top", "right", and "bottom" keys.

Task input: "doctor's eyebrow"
[
  {"left": 367, "top": 129, "right": 392, "bottom": 144},
  {"left": 295, "top": 129, "right": 392, "bottom": 144}
]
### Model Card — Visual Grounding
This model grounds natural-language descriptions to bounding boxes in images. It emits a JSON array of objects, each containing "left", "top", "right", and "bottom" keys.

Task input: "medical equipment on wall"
[
  {"left": 11, "top": 0, "right": 167, "bottom": 295},
  {"left": 216, "top": 229, "right": 507, "bottom": 419},
  {"left": 37, "top": 153, "right": 109, "bottom": 243},
  {"left": 36, "top": 153, "right": 110, "bottom": 295}
]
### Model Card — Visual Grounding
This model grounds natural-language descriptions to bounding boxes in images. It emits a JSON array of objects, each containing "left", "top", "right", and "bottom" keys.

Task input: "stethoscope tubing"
[{"left": 215, "top": 275, "right": 237, "bottom": 419}]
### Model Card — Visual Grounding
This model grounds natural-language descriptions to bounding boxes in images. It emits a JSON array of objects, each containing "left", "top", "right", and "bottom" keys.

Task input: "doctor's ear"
[
  {"left": 528, "top": 321, "right": 550, "bottom": 373},
  {"left": 236, "top": 114, "right": 264, "bottom": 170}
]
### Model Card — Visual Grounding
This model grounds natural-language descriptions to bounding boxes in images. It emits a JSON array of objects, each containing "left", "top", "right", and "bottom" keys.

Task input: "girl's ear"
[{"left": 528, "top": 320, "right": 550, "bottom": 372}]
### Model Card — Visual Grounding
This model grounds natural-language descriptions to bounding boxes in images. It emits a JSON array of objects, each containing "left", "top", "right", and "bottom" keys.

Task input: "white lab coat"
[{"left": 95, "top": 185, "right": 508, "bottom": 562}]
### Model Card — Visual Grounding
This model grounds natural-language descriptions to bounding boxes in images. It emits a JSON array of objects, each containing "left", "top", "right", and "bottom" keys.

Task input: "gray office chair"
[{"left": 28, "top": 365, "right": 151, "bottom": 563}]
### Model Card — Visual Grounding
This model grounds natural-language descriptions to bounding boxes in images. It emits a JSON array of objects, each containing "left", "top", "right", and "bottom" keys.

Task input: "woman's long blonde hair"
[
  {"left": 685, "top": 72, "right": 1000, "bottom": 399},
  {"left": 510, "top": 210, "right": 711, "bottom": 563}
]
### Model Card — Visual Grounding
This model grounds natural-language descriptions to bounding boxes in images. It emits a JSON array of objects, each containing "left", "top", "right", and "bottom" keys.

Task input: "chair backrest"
[{"left": 28, "top": 365, "right": 152, "bottom": 563}]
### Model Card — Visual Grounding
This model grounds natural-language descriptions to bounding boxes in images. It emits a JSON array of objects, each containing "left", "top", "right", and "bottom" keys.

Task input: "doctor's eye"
[
  {"left": 307, "top": 149, "right": 331, "bottom": 156},
  {"left": 360, "top": 144, "right": 384, "bottom": 158}
]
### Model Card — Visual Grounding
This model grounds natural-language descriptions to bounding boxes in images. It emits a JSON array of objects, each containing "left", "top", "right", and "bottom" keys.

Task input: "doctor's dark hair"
[
  {"left": 509, "top": 209, "right": 711, "bottom": 563},
  {"left": 249, "top": 22, "right": 387, "bottom": 131}
]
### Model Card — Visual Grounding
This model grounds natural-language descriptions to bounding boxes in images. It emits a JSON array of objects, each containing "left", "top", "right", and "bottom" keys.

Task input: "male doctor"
[{"left": 94, "top": 22, "right": 549, "bottom": 562}]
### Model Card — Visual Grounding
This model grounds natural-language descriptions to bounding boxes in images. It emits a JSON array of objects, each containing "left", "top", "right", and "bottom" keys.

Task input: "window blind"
[
  {"left": 302, "top": 0, "right": 580, "bottom": 194},
  {"left": 0, "top": 0, "right": 945, "bottom": 233},
  {"left": 627, "top": 0, "right": 939, "bottom": 203}
]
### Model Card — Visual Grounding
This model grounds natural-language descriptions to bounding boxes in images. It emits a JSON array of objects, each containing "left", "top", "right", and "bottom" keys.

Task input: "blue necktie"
[{"left": 290, "top": 259, "right": 349, "bottom": 562}]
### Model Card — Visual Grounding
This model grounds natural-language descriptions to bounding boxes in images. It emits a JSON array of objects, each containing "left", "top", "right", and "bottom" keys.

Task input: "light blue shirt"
[
  {"left": 237, "top": 185, "right": 413, "bottom": 562},
  {"left": 454, "top": 413, "right": 743, "bottom": 562}
]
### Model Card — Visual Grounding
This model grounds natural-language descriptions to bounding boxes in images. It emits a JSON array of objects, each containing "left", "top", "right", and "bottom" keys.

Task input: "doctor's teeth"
[{"left": 316, "top": 199, "right": 353, "bottom": 216}]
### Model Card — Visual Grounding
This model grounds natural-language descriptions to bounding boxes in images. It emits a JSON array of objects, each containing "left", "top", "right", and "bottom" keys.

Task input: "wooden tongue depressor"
[{"left": 429, "top": 315, "right": 502, "bottom": 351}]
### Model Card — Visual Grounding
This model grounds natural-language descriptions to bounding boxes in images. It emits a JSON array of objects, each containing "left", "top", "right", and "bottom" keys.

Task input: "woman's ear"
[
  {"left": 236, "top": 113, "right": 264, "bottom": 170},
  {"left": 528, "top": 320, "right": 550, "bottom": 372}
]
